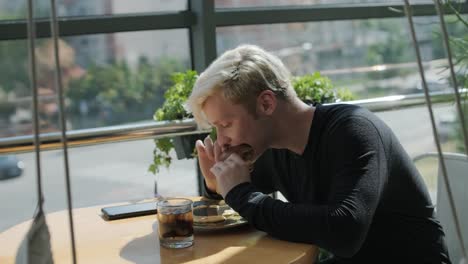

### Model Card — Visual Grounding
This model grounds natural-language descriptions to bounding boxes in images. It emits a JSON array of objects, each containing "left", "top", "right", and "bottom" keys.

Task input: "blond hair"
[{"left": 185, "top": 44, "right": 296, "bottom": 129}]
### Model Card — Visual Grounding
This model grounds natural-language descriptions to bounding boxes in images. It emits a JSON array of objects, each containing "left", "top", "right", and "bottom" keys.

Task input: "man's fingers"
[
  {"left": 195, "top": 140, "right": 206, "bottom": 155},
  {"left": 210, "top": 155, "right": 243, "bottom": 177},
  {"left": 210, "top": 162, "right": 224, "bottom": 176},
  {"left": 204, "top": 136, "right": 215, "bottom": 160},
  {"left": 214, "top": 141, "right": 222, "bottom": 162},
  {"left": 227, "top": 153, "right": 246, "bottom": 165}
]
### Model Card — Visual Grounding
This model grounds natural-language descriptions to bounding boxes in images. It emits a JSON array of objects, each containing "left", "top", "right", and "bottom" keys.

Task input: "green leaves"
[
  {"left": 150, "top": 70, "right": 198, "bottom": 175},
  {"left": 292, "top": 72, "right": 354, "bottom": 104},
  {"left": 149, "top": 137, "right": 174, "bottom": 174},
  {"left": 153, "top": 70, "right": 198, "bottom": 121},
  {"left": 444, "top": 1, "right": 468, "bottom": 152},
  {"left": 209, "top": 127, "right": 217, "bottom": 141},
  {"left": 0, "top": 40, "right": 29, "bottom": 94},
  {"left": 67, "top": 57, "right": 185, "bottom": 125}
]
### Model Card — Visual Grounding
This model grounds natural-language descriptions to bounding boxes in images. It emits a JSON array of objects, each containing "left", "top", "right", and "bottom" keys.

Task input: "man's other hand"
[
  {"left": 210, "top": 153, "right": 251, "bottom": 198},
  {"left": 195, "top": 136, "right": 220, "bottom": 193}
]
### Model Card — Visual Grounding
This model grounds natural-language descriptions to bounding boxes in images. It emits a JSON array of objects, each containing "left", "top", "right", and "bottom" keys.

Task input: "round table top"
[{"left": 0, "top": 200, "right": 318, "bottom": 264}]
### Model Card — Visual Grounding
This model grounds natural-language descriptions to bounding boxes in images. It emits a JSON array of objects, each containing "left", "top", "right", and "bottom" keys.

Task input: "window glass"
[
  {"left": 0, "top": 29, "right": 191, "bottom": 138},
  {"left": 0, "top": 139, "right": 198, "bottom": 233},
  {"left": 217, "top": 16, "right": 466, "bottom": 100},
  {"left": 0, "top": 0, "right": 187, "bottom": 20}
]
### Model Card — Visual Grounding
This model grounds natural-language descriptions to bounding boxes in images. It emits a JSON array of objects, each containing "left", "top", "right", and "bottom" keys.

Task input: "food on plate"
[
  {"left": 221, "top": 209, "right": 237, "bottom": 217},
  {"left": 193, "top": 205, "right": 226, "bottom": 224}
]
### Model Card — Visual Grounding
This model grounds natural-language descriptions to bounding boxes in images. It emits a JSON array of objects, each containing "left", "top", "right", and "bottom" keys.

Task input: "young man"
[{"left": 186, "top": 45, "right": 450, "bottom": 263}]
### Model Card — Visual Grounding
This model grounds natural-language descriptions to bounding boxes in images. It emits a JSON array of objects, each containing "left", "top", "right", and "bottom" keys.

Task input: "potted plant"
[
  {"left": 447, "top": 4, "right": 468, "bottom": 153},
  {"left": 149, "top": 70, "right": 354, "bottom": 174},
  {"left": 292, "top": 72, "right": 354, "bottom": 104},
  {"left": 148, "top": 70, "right": 207, "bottom": 174}
]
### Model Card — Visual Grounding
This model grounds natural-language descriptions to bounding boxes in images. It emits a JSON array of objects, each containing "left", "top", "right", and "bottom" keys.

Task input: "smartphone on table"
[
  {"left": 101, "top": 201, "right": 158, "bottom": 221},
  {"left": 101, "top": 200, "right": 210, "bottom": 221}
]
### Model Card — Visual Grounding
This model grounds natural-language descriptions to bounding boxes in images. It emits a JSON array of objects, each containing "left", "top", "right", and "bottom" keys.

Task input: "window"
[
  {"left": 217, "top": 15, "right": 465, "bottom": 99},
  {"left": 0, "top": 0, "right": 187, "bottom": 20},
  {"left": 0, "top": 138, "right": 198, "bottom": 232},
  {"left": 0, "top": 29, "right": 191, "bottom": 138}
]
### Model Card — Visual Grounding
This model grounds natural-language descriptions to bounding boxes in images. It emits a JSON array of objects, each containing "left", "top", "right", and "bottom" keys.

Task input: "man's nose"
[{"left": 216, "top": 134, "right": 231, "bottom": 151}]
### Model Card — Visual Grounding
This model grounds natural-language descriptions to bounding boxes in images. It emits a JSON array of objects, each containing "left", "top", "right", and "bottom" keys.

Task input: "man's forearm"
[{"left": 224, "top": 182, "right": 370, "bottom": 258}]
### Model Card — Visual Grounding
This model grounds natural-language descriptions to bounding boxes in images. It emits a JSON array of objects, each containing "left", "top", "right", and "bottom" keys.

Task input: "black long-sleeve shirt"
[{"left": 215, "top": 104, "right": 450, "bottom": 263}]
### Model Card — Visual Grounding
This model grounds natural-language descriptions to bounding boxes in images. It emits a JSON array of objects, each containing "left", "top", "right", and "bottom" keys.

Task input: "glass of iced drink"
[{"left": 157, "top": 198, "right": 194, "bottom": 249}]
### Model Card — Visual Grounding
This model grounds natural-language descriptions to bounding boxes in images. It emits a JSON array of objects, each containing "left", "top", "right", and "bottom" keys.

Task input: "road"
[{"left": 0, "top": 105, "right": 454, "bottom": 232}]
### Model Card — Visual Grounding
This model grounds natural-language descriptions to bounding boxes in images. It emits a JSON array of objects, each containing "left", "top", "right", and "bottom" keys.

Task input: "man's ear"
[{"left": 256, "top": 90, "right": 276, "bottom": 116}]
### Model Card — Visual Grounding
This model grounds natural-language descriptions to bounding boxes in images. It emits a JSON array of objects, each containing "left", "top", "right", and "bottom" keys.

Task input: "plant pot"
[{"left": 173, "top": 133, "right": 209, "bottom": 160}]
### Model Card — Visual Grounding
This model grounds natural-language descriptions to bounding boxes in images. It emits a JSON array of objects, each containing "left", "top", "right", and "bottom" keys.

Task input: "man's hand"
[
  {"left": 195, "top": 136, "right": 222, "bottom": 193},
  {"left": 210, "top": 153, "right": 251, "bottom": 198}
]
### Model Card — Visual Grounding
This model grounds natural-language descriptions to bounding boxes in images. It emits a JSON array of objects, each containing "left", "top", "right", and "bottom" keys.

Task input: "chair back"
[{"left": 436, "top": 153, "right": 468, "bottom": 264}]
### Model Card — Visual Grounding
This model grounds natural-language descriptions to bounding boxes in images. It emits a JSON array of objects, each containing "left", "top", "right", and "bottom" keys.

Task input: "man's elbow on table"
[
  {"left": 327, "top": 214, "right": 369, "bottom": 258},
  {"left": 268, "top": 217, "right": 366, "bottom": 258},
  {"left": 265, "top": 209, "right": 367, "bottom": 258},
  {"left": 329, "top": 236, "right": 364, "bottom": 258}
]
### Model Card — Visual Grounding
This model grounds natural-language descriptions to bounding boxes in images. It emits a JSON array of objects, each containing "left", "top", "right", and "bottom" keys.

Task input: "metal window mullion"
[
  {"left": 188, "top": 0, "right": 217, "bottom": 196},
  {"left": 1, "top": 3, "right": 466, "bottom": 40},
  {"left": 0, "top": 11, "right": 195, "bottom": 40},
  {"left": 215, "top": 3, "right": 468, "bottom": 26},
  {"left": 188, "top": 0, "right": 217, "bottom": 73}
]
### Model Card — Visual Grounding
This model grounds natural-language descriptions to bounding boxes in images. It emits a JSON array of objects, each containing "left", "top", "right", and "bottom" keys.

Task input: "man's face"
[{"left": 202, "top": 91, "right": 270, "bottom": 160}]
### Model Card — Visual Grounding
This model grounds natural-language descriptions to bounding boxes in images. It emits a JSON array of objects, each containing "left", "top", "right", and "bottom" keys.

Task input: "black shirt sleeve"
[
  {"left": 202, "top": 179, "right": 223, "bottom": 200},
  {"left": 250, "top": 149, "right": 277, "bottom": 194},
  {"left": 225, "top": 116, "right": 387, "bottom": 257}
]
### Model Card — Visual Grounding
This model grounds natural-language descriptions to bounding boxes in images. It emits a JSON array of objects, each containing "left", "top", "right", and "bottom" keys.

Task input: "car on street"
[{"left": 0, "top": 155, "right": 24, "bottom": 180}]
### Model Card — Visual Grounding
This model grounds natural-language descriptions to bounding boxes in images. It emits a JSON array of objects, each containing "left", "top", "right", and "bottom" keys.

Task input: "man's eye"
[{"left": 221, "top": 123, "right": 231, "bottom": 128}]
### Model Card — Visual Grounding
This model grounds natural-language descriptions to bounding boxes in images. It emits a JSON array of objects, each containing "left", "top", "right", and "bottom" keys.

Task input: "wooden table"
[{"left": 0, "top": 201, "right": 318, "bottom": 264}]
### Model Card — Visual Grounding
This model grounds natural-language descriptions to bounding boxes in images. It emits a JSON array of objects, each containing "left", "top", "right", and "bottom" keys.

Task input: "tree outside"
[{"left": 67, "top": 56, "right": 186, "bottom": 129}]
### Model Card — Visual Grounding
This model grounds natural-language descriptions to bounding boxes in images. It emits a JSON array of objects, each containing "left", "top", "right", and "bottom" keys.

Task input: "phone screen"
[{"left": 101, "top": 202, "right": 157, "bottom": 220}]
